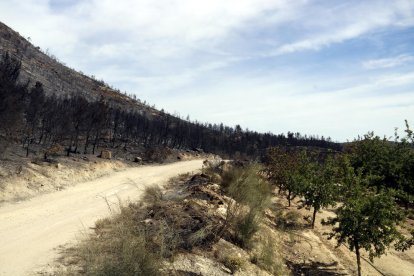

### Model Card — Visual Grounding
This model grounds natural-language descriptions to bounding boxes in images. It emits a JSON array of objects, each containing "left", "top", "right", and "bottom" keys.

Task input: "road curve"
[{"left": 0, "top": 160, "right": 203, "bottom": 276}]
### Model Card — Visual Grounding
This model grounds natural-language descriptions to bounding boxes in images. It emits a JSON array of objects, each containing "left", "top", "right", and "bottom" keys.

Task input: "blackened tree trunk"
[
  {"left": 92, "top": 130, "right": 99, "bottom": 155},
  {"left": 84, "top": 132, "right": 90, "bottom": 154},
  {"left": 312, "top": 207, "right": 318, "bottom": 229},
  {"left": 355, "top": 243, "right": 362, "bottom": 276}
]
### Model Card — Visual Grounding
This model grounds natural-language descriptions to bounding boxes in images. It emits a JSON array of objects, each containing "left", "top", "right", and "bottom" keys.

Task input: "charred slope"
[
  {"left": 0, "top": 21, "right": 340, "bottom": 158},
  {"left": 0, "top": 21, "right": 158, "bottom": 115}
]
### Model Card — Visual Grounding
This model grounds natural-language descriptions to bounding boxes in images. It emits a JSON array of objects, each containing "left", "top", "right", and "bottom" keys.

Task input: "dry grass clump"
[
  {"left": 216, "top": 163, "right": 290, "bottom": 275},
  {"left": 227, "top": 203, "right": 261, "bottom": 249},
  {"left": 222, "top": 255, "right": 245, "bottom": 273},
  {"left": 60, "top": 178, "right": 225, "bottom": 275},
  {"left": 221, "top": 164, "right": 271, "bottom": 210},
  {"left": 275, "top": 209, "right": 302, "bottom": 231},
  {"left": 68, "top": 208, "right": 167, "bottom": 276},
  {"left": 141, "top": 185, "right": 164, "bottom": 206},
  {"left": 250, "top": 235, "right": 290, "bottom": 276},
  {"left": 219, "top": 164, "right": 272, "bottom": 248},
  {"left": 145, "top": 199, "right": 218, "bottom": 250}
]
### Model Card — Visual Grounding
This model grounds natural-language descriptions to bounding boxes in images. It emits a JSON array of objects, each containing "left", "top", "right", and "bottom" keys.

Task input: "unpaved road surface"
[{"left": 0, "top": 160, "right": 203, "bottom": 276}]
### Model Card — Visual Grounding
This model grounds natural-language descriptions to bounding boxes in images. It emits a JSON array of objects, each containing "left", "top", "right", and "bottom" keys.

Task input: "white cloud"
[
  {"left": 0, "top": 0, "right": 289, "bottom": 60},
  {"left": 2, "top": 0, "right": 413, "bottom": 65},
  {"left": 157, "top": 71, "right": 414, "bottom": 141},
  {"left": 273, "top": 25, "right": 368, "bottom": 55},
  {"left": 362, "top": 55, "right": 414, "bottom": 69},
  {"left": 269, "top": 0, "right": 414, "bottom": 55}
]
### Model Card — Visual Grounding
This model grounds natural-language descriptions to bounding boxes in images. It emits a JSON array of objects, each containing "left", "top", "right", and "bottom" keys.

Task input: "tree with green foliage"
[
  {"left": 296, "top": 153, "right": 339, "bottom": 228},
  {"left": 404, "top": 120, "right": 414, "bottom": 144},
  {"left": 346, "top": 131, "right": 414, "bottom": 208},
  {"left": 265, "top": 147, "right": 303, "bottom": 206},
  {"left": 323, "top": 163, "right": 407, "bottom": 276}
]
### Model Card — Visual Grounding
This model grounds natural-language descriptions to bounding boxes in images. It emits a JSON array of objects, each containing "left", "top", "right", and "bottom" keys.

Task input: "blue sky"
[{"left": 1, "top": 0, "right": 413, "bottom": 141}]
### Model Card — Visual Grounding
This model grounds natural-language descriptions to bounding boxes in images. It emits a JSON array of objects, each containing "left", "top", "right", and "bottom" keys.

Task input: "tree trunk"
[
  {"left": 83, "top": 132, "right": 90, "bottom": 154},
  {"left": 92, "top": 131, "right": 99, "bottom": 155},
  {"left": 355, "top": 244, "right": 362, "bottom": 276},
  {"left": 26, "top": 139, "right": 30, "bottom": 157},
  {"left": 25, "top": 129, "right": 34, "bottom": 157},
  {"left": 67, "top": 136, "right": 73, "bottom": 157},
  {"left": 38, "top": 123, "right": 45, "bottom": 144},
  {"left": 311, "top": 207, "right": 318, "bottom": 229},
  {"left": 74, "top": 129, "right": 79, "bottom": 154},
  {"left": 287, "top": 190, "right": 291, "bottom": 207}
]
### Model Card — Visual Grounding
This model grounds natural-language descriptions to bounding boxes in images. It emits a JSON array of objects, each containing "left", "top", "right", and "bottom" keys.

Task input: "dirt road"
[{"left": 0, "top": 160, "right": 203, "bottom": 276}]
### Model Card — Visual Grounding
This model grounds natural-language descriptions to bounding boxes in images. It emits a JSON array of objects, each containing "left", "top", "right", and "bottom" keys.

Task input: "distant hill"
[{"left": 0, "top": 21, "right": 158, "bottom": 115}]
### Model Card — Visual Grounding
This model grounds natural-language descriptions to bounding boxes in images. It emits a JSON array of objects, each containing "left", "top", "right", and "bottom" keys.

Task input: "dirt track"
[{"left": 0, "top": 160, "right": 203, "bottom": 276}]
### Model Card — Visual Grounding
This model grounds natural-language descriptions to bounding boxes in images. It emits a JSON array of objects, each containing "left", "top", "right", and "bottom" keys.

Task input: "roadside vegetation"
[
  {"left": 50, "top": 125, "right": 414, "bottom": 275},
  {"left": 220, "top": 164, "right": 271, "bottom": 248},
  {"left": 264, "top": 124, "right": 414, "bottom": 276},
  {"left": 52, "top": 161, "right": 292, "bottom": 275}
]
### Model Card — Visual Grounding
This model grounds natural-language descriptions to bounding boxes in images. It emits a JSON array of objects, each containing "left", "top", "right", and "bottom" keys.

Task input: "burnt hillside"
[
  {"left": 0, "top": 21, "right": 157, "bottom": 115},
  {"left": 0, "top": 21, "right": 340, "bottom": 159}
]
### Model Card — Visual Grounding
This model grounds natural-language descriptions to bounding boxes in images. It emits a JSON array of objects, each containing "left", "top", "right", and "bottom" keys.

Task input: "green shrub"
[
  {"left": 222, "top": 255, "right": 244, "bottom": 273},
  {"left": 232, "top": 208, "right": 260, "bottom": 249},
  {"left": 221, "top": 165, "right": 272, "bottom": 249},
  {"left": 220, "top": 166, "right": 243, "bottom": 190},
  {"left": 222, "top": 165, "right": 271, "bottom": 211}
]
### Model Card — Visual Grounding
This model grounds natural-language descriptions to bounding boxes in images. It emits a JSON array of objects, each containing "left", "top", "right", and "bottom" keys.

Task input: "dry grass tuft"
[
  {"left": 275, "top": 209, "right": 302, "bottom": 231},
  {"left": 219, "top": 164, "right": 272, "bottom": 249}
]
